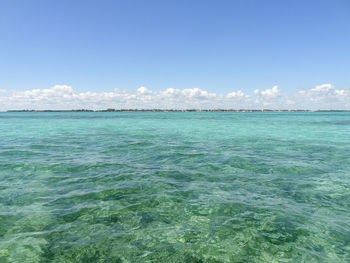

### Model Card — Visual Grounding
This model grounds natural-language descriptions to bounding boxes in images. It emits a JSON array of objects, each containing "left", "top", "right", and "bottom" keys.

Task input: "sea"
[{"left": 0, "top": 112, "right": 349, "bottom": 262}]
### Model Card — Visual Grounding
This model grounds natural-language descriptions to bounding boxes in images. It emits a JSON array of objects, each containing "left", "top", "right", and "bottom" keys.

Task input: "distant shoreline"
[{"left": 5, "top": 109, "right": 350, "bottom": 112}]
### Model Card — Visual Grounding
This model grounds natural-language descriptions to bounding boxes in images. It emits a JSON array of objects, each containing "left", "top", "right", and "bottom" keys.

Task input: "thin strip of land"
[{"left": 6, "top": 109, "right": 350, "bottom": 112}]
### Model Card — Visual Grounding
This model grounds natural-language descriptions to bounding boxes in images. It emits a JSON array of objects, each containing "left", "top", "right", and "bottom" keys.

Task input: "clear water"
[{"left": 0, "top": 112, "right": 349, "bottom": 262}]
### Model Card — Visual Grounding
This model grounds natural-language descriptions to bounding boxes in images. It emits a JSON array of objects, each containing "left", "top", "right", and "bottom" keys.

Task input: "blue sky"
[{"left": 0, "top": 0, "right": 349, "bottom": 110}]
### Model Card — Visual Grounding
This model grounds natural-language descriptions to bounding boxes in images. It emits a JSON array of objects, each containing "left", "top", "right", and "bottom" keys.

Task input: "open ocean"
[{"left": 0, "top": 112, "right": 349, "bottom": 262}]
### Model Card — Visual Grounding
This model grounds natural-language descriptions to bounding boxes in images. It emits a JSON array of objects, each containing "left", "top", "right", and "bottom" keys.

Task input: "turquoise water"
[{"left": 0, "top": 112, "right": 349, "bottom": 262}]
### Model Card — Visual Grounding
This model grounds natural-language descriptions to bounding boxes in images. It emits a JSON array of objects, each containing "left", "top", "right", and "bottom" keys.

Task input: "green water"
[{"left": 0, "top": 112, "right": 349, "bottom": 262}]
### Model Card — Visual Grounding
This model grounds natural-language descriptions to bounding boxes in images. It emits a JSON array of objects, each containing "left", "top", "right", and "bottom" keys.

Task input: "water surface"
[{"left": 0, "top": 112, "right": 349, "bottom": 262}]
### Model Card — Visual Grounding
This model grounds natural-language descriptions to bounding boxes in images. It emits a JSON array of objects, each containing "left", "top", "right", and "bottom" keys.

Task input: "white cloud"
[
  {"left": 291, "top": 83, "right": 349, "bottom": 109},
  {"left": 255, "top": 85, "right": 281, "bottom": 99},
  {"left": 0, "top": 84, "right": 349, "bottom": 110},
  {"left": 137, "top": 86, "right": 151, "bottom": 94},
  {"left": 0, "top": 89, "right": 6, "bottom": 93},
  {"left": 285, "top": 99, "right": 295, "bottom": 105},
  {"left": 253, "top": 85, "right": 282, "bottom": 107}
]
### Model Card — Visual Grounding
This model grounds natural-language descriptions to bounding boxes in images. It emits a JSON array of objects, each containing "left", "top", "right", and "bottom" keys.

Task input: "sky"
[{"left": 0, "top": 0, "right": 349, "bottom": 110}]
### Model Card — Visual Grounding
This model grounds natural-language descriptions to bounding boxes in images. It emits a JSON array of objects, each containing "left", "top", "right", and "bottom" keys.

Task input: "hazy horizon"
[{"left": 0, "top": 83, "right": 349, "bottom": 111}]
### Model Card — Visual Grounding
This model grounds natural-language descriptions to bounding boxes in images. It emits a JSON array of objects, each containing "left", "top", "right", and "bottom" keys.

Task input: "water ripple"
[{"left": 0, "top": 112, "right": 349, "bottom": 262}]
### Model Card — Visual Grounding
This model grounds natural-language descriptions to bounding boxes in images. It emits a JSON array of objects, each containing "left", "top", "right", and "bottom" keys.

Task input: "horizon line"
[{"left": 4, "top": 109, "right": 350, "bottom": 113}]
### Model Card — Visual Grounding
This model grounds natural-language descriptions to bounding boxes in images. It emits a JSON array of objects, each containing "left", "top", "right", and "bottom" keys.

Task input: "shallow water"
[{"left": 0, "top": 112, "right": 349, "bottom": 262}]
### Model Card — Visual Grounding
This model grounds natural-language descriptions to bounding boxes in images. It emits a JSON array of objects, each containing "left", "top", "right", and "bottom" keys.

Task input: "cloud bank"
[{"left": 0, "top": 84, "right": 349, "bottom": 111}]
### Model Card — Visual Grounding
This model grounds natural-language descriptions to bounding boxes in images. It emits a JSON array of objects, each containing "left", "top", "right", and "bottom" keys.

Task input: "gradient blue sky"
[{"left": 1, "top": 0, "right": 349, "bottom": 95}]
